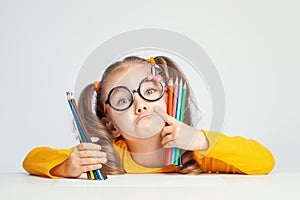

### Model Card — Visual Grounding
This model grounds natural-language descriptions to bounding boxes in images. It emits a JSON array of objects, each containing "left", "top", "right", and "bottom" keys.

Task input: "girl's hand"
[
  {"left": 50, "top": 143, "right": 107, "bottom": 178},
  {"left": 154, "top": 107, "right": 208, "bottom": 151}
]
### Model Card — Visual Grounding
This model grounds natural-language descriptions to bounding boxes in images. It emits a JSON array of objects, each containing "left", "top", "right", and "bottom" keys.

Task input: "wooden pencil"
[
  {"left": 66, "top": 92, "right": 107, "bottom": 180},
  {"left": 165, "top": 78, "right": 174, "bottom": 165}
]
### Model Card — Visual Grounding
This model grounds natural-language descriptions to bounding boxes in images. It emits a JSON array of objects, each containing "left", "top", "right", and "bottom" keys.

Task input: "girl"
[{"left": 23, "top": 56, "right": 275, "bottom": 178}]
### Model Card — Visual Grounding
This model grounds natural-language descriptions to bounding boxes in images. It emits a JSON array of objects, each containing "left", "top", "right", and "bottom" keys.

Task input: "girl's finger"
[
  {"left": 82, "top": 163, "right": 103, "bottom": 172},
  {"left": 161, "top": 134, "right": 175, "bottom": 146},
  {"left": 154, "top": 106, "right": 178, "bottom": 125},
  {"left": 78, "top": 150, "right": 107, "bottom": 158},
  {"left": 161, "top": 125, "right": 176, "bottom": 138},
  {"left": 76, "top": 143, "right": 102, "bottom": 151},
  {"left": 163, "top": 140, "right": 175, "bottom": 148},
  {"left": 80, "top": 157, "right": 107, "bottom": 166}
]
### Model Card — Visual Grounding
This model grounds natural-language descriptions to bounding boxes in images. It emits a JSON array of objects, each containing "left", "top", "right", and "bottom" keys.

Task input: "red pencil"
[{"left": 165, "top": 78, "right": 173, "bottom": 165}]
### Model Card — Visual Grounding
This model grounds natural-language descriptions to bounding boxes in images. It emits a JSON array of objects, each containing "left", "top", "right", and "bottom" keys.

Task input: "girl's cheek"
[
  {"left": 111, "top": 110, "right": 135, "bottom": 132},
  {"left": 157, "top": 96, "right": 167, "bottom": 110}
]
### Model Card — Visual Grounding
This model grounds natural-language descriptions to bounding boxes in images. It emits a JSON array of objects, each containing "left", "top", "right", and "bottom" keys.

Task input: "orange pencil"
[
  {"left": 167, "top": 78, "right": 173, "bottom": 115},
  {"left": 165, "top": 78, "right": 173, "bottom": 165}
]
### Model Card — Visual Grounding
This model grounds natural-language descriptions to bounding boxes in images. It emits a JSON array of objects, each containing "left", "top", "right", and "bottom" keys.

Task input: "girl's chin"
[{"left": 132, "top": 128, "right": 161, "bottom": 139}]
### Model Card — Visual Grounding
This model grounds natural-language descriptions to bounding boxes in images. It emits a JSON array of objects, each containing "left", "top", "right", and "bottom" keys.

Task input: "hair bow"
[{"left": 147, "top": 73, "right": 162, "bottom": 82}]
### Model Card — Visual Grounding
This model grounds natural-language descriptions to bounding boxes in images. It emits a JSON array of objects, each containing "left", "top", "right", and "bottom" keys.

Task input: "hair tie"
[
  {"left": 148, "top": 57, "right": 155, "bottom": 65},
  {"left": 94, "top": 81, "right": 101, "bottom": 92}
]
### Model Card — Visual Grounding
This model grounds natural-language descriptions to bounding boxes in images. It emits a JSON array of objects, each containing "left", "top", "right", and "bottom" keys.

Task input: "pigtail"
[{"left": 77, "top": 83, "right": 124, "bottom": 175}]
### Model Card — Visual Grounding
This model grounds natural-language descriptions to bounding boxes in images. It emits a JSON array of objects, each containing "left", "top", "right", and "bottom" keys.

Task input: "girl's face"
[{"left": 104, "top": 64, "right": 167, "bottom": 141}]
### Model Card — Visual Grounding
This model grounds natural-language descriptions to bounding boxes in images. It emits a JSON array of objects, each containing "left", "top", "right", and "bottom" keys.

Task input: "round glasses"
[{"left": 104, "top": 78, "right": 165, "bottom": 111}]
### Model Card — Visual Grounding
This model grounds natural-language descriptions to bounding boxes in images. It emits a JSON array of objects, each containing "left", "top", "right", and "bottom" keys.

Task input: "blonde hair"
[{"left": 78, "top": 56, "right": 202, "bottom": 175}]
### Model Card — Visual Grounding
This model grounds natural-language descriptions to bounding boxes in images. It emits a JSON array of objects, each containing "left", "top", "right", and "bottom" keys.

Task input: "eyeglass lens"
[{"left": 109, "top": 79, "right": 163, "bottom": 110}]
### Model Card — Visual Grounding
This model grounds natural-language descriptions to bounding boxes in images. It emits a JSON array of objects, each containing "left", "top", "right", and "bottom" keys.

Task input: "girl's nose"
[{"left": 133, "top": 93, "right": 148, "bottom": 114}]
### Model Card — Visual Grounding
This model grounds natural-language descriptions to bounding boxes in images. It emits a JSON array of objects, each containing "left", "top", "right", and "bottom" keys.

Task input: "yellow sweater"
[{"left": 22, "top": 131, "right": 275, "bottom": 178}]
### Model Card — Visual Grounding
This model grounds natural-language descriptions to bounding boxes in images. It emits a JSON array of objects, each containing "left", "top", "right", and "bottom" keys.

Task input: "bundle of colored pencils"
[
  {"left": 165, "top": 77, "right": 187, "bottom": 166},
  {"left": 66, "top": 92, "right": 107, "bottom": 180}
]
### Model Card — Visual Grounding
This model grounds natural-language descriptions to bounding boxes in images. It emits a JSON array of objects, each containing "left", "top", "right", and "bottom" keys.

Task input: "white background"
[{"left": 0, "top": 0, "right": 299, "bottom": 173}]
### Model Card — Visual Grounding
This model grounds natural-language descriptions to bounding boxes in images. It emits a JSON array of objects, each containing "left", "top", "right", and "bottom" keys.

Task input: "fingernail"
[{"left": 153, "top": 106, "right": 165, "bottom": 116}]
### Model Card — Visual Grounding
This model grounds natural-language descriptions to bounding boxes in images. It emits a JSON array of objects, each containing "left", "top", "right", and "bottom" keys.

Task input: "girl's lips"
[{"left": 135, "top": 114, "right": 151, "bottom": 124}]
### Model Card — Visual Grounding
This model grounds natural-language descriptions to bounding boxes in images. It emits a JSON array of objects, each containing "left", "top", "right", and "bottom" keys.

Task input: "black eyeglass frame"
[{"left": 104, "top": 77, "right": 166, "bottom": 111}]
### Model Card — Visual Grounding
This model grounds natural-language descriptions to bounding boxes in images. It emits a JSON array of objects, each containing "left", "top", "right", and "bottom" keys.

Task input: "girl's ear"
[{"left": 101, "top": 117, "right": 121, "bottom": 138}]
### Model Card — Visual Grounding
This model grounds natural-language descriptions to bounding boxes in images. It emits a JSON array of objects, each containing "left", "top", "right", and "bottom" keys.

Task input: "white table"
[{"left": 1, "top": 173, "right": 299, "bottom": 200}]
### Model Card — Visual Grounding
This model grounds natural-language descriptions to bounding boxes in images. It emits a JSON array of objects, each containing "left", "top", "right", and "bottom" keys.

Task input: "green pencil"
[{"left": 179, "top": 82, "right": 187, "bottom": 122}]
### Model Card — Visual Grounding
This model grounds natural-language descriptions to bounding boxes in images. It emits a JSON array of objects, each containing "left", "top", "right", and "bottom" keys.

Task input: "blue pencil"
[
  {"left": 175, "top": 79, "right": 183, "bottom": 120},
  {"left": 67, "top": 94, "right": 99, "bottom": 180},
  {"left": 67, "top": 98, "right": 88, "bottom": 142},
  {"left": 66, "top": 92, "right": 107, "bottom": 180}
]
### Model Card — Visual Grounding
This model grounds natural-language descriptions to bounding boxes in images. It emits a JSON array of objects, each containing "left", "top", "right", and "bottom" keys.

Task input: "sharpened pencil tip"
[
  {"left": 66, "top": 91, "right": 74, "bottom": 100},
  {"left": 183, "top": 81, "right": 187, "bottom": 88},
  {"left": 179, "top": 78, "right": 183, "bottom": 85},
  {"left": 168, "top": 78, "right": 173, "bottom": 86}
]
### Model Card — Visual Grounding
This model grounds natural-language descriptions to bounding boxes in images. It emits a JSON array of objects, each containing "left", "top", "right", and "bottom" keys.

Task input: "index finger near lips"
[{"left": 154, "top": 106, "right": 177, "bottom": 125}]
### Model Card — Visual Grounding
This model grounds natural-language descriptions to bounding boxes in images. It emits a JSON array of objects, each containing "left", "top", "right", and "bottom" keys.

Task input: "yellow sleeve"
[
  {"left": 22, "top": 147, "right": 72, "bottom": 178},
  {"left": 194, "top": 131, "right": 275, "bottom": 175}
]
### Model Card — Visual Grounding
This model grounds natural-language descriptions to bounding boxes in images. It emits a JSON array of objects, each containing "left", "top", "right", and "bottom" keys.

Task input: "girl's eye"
[
  {"left": 118, "top": 98, "right": 130, "bottom": 105},
  {"left": 145, "top": 88, "right": 155, "bottom": 95}
]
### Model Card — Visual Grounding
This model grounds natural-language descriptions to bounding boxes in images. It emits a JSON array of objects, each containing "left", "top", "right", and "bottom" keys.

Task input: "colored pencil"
[
  {"left": 179, "top": 82, "right": 187, "bottom": 122},
  {"left": 167, "top": 78, "right": 173, "bottom": 116},
  {"left": 66, "top": 92, "right": 95, "bottom": 179},
  {"left": 168, "top": 77, "right": 178, "bottom": 165},
  {"left": 171, "top": 79, "right": 183, "bottom": 164},
  {"left": 172, "top": 77, "right": 178, "bottom": 118},
  {"left": 66, "top": 92, "right": 107, "bottom": 180},
  {"left": 69, "top": 95, "right": 106, "bottom": 180},
  {"left": 67, "top": 92, "right": 99, "bottom": 180},
  {"left": 68, "top": 93, "right": 106, "bottom": 180},
  {"left": 175, "top": 79, "right": 183, "bottom": 120},
  {"left": 165, "top": 78, "right": 174, "bottom": 165},
  {"left": 175, "top": 81, "right": 187, "bottom": 165}
]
